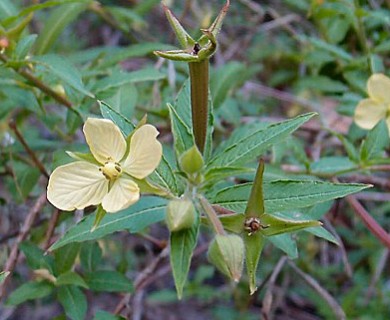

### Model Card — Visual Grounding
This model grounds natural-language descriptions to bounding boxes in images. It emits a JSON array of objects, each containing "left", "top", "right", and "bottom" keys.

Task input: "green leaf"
[
  {"left": 6, "top": 281, "right": 54, "bottom": 305},
  {"left": 268, "top": 234, "right": 298, "bottom": 259},
  {"left": 310, "top": 156, "right": 356, "bottom": 175},
  {"left": 93, "top": 69, "right": 165, "bottom": 98},
  {"left": 14, "top": 34, "right": 37, "bottom": 60},
  {"left": 305, "top": 227, "right": 339, "bottom": 245},
  {"left": 170, "top": 219, "right": 199, "bottom": 299},
  {"left": 360, "top": 120, "right": 389, "bottom": 163},
  {"left": 93, "top": 310, "right": 125, "bottom": 320},
  {"left": 19, "top": 242, "right": 54, "bottom": 272},
  {"left": 13, "top": 164, "right": 40, "bottom": 200},
  {"left": 213, "top": 180, "right": 369, "bottom": 213},
  {"left": 149, "top": 153, "right": 179, "bottom": 195},
  {"left": 99, "top": 100, "right": 135, "bottom": 136},
  {"left": 296, "top": 76, "right": 348, "bottom": 93},
  {"left": 210, "top": 62, "right": 256, "bottom": 109},
  {"left": 34, "top": 2, "right": 89, "bottom": 55},
  {"left": 204, "top": 166, "right": 254, "bottom": 184},
  {"left": 0, "top": 271, "right": 10, "bottom": 284},
  {"left": 50, "top": 197, "right": 167, "bottom": 250},
  {"left": 54, "top": 243, "right": 81, "bottom": 275},
  {"left": 0, "top": 0, "right": 18, "bottom": 19},
  {"left": 244, "top": 232, "right": 265, "bottom": 295},
  {"left": 207, "top": 113, "right": 316, "bottom": 168},
  {"left": 80, "top": 242, "right": 102, "bottom": 272},
  {"left": 34, "top": 54, "right": 94, "bottom": 98},
  {"left": 92, "top": 206, "right": 107, "bottom": 231},
  {"left": 84, "top": 271, "right": 133, "bottom": 292},
  {"left": 96, "top": 43, "right": 174, "bottom": 68},
  {"left": 58, "top": 285, "right": 87, "bottom": 320},
  {"left": 167, "top": 102, "right": 194, "bottom": 156},
  {"left": 56, "top": 271, "right": 89, "bottom": 289},
  {"left": 302, "top": 36, "right": 353, "bottom": 61}
]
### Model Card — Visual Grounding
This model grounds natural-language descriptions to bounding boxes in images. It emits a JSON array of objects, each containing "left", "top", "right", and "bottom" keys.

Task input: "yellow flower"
[
  {"left": 354, "top": 73, "right": 390, "bottom": 131},
  {"left": 47, "top": 118, "right": 162, "bottom": 213}
]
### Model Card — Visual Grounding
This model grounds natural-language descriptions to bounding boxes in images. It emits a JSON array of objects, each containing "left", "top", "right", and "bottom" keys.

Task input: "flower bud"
[
  {"left": 207, "top": 234, "right": 244, "bottom": 282},
  {"left": 179, "top": 145, "right": 204, "bottom": 174},
  {"left": 166, "top": 199, "right": 196, "bottom": 232}
]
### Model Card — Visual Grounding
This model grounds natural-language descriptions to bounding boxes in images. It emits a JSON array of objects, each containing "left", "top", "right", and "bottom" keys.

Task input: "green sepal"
[
  {"left": 260, "top": 214, "right": 322, "bottom": 236},
  {"left": 198, "top": 0, "right": 230, "bottom": 45},
  {"left": 208, "top": 234, "right": 244, "bottom": 282},
  {"left": 91, "top": 206, "right": 106, "bottom": 232},
  {"left": 163, "top": 4, "right": 195, "bottom": 49},
  {"left": 166, "top": 199, "right": 196, "bottom": 232},
  {"left": 245, "top": 160, "right": 265, "bottom": 218},
  {"left": 179, "top": 145, "right": 204, "bottom": 175},
  {"left": 244, "top": 232, "right": 265, "bottom": 295},
  {"left": 154, "top": 49, "right": 200, "bottom": 62}
]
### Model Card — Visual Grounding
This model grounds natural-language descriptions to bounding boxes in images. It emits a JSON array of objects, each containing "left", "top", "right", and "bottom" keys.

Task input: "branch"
[
  {"left": 0, "top": 193, "right": 47, "bottom": 300},
  {"left": 9, "top": 119, "right": 49, "bottom": 179},
  {"left": 0, "top": 53, "right": 73, "bottom": 110},
  {"left": 288, "top": 260, "right": 346, "bottom": 320},
  {"left": 346, "top": 195, "right": 390, "bottom": 249}
]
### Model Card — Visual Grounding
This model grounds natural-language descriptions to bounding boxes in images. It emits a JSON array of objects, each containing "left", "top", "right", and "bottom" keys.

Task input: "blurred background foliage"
[{"left": 0, "top": 0, "right": 390, "bottom": 319}]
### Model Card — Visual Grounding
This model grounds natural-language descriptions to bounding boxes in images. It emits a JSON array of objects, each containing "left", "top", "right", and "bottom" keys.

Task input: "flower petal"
[
  {"left": 47, "top": 161, "right": 108, "bottom": 211},
  {"left": 367, "top": 74, "right": 390, "bottom": 104},
  {"left": 102, "top": 175, "right": 140, "bottom": 213},
  {"left": 83, "top": 118, "right": 127, "bottom": 163},
  {"left": 122, "top": 124, "right": 162, "bottom": 179},
  {"left": 354, "top": 98, "right": 387, "bottom": 130}
]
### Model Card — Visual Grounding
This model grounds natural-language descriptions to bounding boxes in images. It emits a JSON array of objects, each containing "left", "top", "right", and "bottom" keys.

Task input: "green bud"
[
  {"left": 179, "top": 145, "right": 204, "bottom": 174},
  {"left": 166, "top": 199, "right": 196, "bottom": 232},
  {"left": 207, "top": 234, "right": 244, "bottom": 282}
]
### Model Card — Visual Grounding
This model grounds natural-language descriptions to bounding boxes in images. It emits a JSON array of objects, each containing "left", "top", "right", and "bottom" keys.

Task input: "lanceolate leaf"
[
  {"left": 56, "top": 271, "right": 89, "bottom": 289},
  {"left": 99, "top": 100, "right": 135, "bottom": 135},
  {"left": 213, "top": 180, "right": 370, "bottom": 213},
  {"left": 58, "top": 285, "right": 87, "bottom": 320},
  {"left": 50, "top": 197, "right": 167, "bottom": 250},
  {"left": 268, "top": 234, "right": 298, "bottom": 259},
  {"left": 170, "top": 219, "right": 199, "bottom": 299},
  {"left": 306, "top": 227, "right": 339, "bottom": 245},
  {"left": 6, "top": 281, "right": 54, "bottom": 306},
  {"left": 207, "top": 113, "right": 316, "bottom": 168},
  {"left": 54, "top": 242, "right": 81, "bottom": 274},
  {"left": 34, "top": 2, "right": 90, "bottom": 55},
  {"left": 360, "top": 120, "right": 389, "bottom": 163},
  {"left": 33, "top": 54, "right": 93, "bottom": 97},
  {"left": 167, "top": 103, "right": 194, "bottom": 156},
  {"left": 84, "top": 271, "right": 133, "bottom": 292}
]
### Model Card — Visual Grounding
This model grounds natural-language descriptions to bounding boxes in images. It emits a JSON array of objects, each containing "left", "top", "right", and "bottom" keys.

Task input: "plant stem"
[
  {"left": 199, "top": 195, "right": 226, "bottom": 235},
  {"left": 189, "top": 59, "right": 209, "bottom": 153},
  {"left": 9, "top": 119, "right": 49, "bottom": 178},
  {"left": 0, "top": 53, "right": 73, "bottom": 110}
]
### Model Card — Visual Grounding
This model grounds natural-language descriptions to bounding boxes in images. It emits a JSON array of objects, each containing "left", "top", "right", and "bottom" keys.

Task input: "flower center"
[{"left": 100, "top": 160, "right": 122, "bottom": 180}]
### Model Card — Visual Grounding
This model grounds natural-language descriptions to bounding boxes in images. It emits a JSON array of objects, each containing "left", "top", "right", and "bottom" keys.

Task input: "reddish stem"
[{"left": 346, "top": 195, "right": 390, "bottom": 249}]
